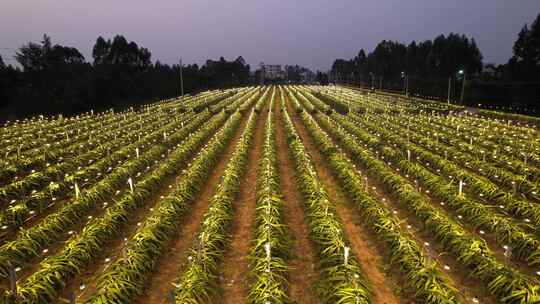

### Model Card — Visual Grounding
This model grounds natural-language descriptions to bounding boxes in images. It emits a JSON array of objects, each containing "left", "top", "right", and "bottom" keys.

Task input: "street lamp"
[
  {"left": 447, "top": 77, "right": 451, "bottom": 104},
  {"left": 458, "top": 69, "right": 466, "bottom": 103},
  {"left": 179, "top": 59, "right": 184, "bottom": 100},
  {"left": 401, "top": 71, "right": 408, "bottom": 97}
]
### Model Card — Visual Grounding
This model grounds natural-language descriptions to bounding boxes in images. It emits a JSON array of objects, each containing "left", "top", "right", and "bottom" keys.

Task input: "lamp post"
[
  {"left": 401, "top": 71, "right": 408, "bottom": 97},
  {"left": 405, "top": 75, "right": 409, "bottom": 97},
  {"left": 459, "top": 69, "right": 466, "bottom": 103},
  {"left": 179, "top": 59, "right": 184, "bottom": 100},
  {"left": 447, "top": 77, "right": 451, "bottom": 104}
]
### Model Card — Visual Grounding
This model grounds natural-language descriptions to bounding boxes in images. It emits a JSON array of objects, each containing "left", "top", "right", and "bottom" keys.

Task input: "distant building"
[
  {"left": 259, "top": 63, "right": 286, "bottom": 80},
  {"left": 482, "top": 63, "right": 502, "bottom": 79},
  {"left": 299, "top": 69, "right": 315, "bottom": 83}
]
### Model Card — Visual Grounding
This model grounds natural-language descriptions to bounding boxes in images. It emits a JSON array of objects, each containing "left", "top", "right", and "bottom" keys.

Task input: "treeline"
[
  {"left": 330, "top": 13, "right": 540, "bottom": 112},
  {"left": 331, "top": 33, "right": 482, "bottom": 85},
  {"left": 505, "top": 13, "right": 540, "bottom": 82},
  {"left": 0, "top": 34, "right": 251, "bottom": 121},
  {"left": 330, "top": 33, "right": 485, "bottom": 103}
]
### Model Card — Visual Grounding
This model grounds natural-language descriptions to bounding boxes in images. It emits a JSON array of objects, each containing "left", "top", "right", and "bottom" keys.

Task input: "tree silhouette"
[
  {"left": 507, "top": 14, "right": 540, "bottom": 81},
  {"left": 330, "top": 33, "right": 484, "bottom": 97}
]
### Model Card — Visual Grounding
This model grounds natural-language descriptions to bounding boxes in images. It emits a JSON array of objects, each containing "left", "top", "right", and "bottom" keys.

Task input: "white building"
[{"left": 260, "top": 63, "right": 285, "bottom": 80}]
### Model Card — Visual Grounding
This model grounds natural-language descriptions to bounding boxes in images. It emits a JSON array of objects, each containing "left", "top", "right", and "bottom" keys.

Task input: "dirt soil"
[
  {"left": 218, "top": 103, "right": 268, "bottom": 303},
  {"left": 131, "top": 112, "right": 253, "bottom": 304},
  {"left": 50, "top": 114, "right": 242, "bottom": 303},
  {"left": 283, "top": 96, "right": 404, "bottom": 304},
  {"left": 306, "top": 104, "right": 497, "bottom": 303},
  {"left": 274, "top": 98, "right": 321, "bottom": 304},
  {"left": 54, "top": 152, "right": 189, "bottom": 303}
]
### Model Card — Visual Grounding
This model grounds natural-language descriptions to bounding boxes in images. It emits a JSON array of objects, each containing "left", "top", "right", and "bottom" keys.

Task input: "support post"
[{"left": 179, "top": 59, "right": 184, "bottom": 100}]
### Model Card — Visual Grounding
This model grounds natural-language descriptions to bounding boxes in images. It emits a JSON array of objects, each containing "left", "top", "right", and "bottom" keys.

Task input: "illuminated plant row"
[
  {"left": 248, "top": 95, "right": 289, "bottom": 304},
  {"left": 351, "top": 115, "right": 540, "bottom": 233},
  {"left": 0, "top": 89, "right": 259, "bottom": 287},
  {"left": 0, "top": 109, "right": 217, "bottom": 280},
  {"left": 476, "top": 108, "right": 540, "bottom": 126},
  {"left": 330, "top": 114, "right": 540, "bottom": 264},
  {"left": 0, "top": 111, "right": 193, "bottom": 229},
  {"left": 280, "top": 95, "right": 371, "bottom": 304},
  {"left": 388, "top": 113, "right": 540, "bottom": 194},
  {"left": 172, "top": 90, "right": 267, "bottom": 302},
  {"left": 0, "top": 94, "right": 172, "bottom": 137},
  {"left": 289, "top": 89, "right": 462, "bottom": 303},
  {"left": 9, "top": 107, "right": 237, "bottom": 303},
  {"left": 0, "top": 89, "right": 257, "bottom": 229},
  {"left": 0, "top": 93, "right": 182, "bottom": 160},
  {"left": 0, "top": 110, "right": 121, "bottom": 163},
  {"left": 86, "top": 91, "right": 261, "bottom": 304},
  {"left": 293, "top": 90, "right": 539, "bottom": 304},
  {"left": 334, "top": 84, "right": 537, "bottom": 138},
  {"left": 0, "top": 88, "right": 222, "bottom": 180},
  {"left": 0, "top": 89, "right": 233, "bottom": 184},
  {"left": 415, "top": 107, "right": 540, "bottom": 153},
  {"left": 0, "top": 89, "right": 253, "bottom": 226},
  {"left": 172, "top": 109, "right": 258, "bottom": 303},
  {"left": 310, "top": 87, "right": 403, "bottom": 115},
  {"left": 0, "top": 100, "right": 188, "bottom": 204},
  {"left": 87, "top": 109, "right": 253, "bottom": 304},
  {"left": 0, "top": 100, "right": 178, "bottom": 185},
  {"left": 0, "top": 100, "right": 162, "bottom": 157},
  {"left": 192, "top": 90, "right": 237, "bottom": 113},
  {"left": 0, "top": 113, "right": 132, "bottom": 187},
  {"left": 409, "top": 112, "right": 539, "bottom": 163},
  {"left": 0, "top": 106, "right": 118, "bottom": 150}
]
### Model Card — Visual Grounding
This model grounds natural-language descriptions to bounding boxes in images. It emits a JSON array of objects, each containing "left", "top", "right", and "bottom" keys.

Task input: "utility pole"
[
  {"left": 405, "top": 76, "right": 409, "bottom": 97},
  {"left": 179, "top": 59, "right": 184, "bottom": 100},
  {"left": 447, "top": 77, "right": 451, "bottom": 104},
  {"left": 460, "top": 72, "right": 466, "bottom": 103},
  {"left": 401, "top": 71, "right": 408, "bottom": 97}
]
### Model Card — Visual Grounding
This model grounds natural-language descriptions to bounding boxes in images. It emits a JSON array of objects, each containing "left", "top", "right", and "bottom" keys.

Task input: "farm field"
[{"left": 0, "top": 85, "right": 539, "bottom": 304}]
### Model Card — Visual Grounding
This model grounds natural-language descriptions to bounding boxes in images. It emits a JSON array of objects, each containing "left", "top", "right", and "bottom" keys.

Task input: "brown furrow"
[
  {"left": 218, "top": 103, "right": 268, "bottom": 303},
  {"left": 274, "top": 97, "right": 321, "bottom": 304},
  {"left": 130, "top": 112, "right": 253, "bottom": 304},
  {"left": 283, "top": 95, "right": 406, "bottom": 304}
]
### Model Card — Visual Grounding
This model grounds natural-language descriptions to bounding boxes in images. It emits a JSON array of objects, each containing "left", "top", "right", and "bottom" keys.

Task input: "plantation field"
[{"left": 0, "top": 85, "right": 539, "bottom": 303}]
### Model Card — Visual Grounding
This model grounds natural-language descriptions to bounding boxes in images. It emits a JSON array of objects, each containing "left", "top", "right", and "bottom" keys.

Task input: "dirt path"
[
  {"left": 283, "top": 98, "right": 403, "bottom": 304},
  {"left": 131, "top": 111, "right": 253, "bottom": 304},
  {"left": 273, "top": 99, "right": 321, "bottom": 303},
  {"left": 218, "top": 103, "right": 268, "bottom": 303}
]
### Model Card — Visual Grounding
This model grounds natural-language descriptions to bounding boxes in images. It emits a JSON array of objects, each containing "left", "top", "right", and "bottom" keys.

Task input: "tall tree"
[
  {"left": 330, "top": 33, "right": 483, "bottom": 92},
  {"left": 13, "top": 34, "right": 90, "bottom": 114},
  {"left": 92, "top": 36, "right": 111, "bottom": 65},
  {"left": 508, "top": 14, "right": 540, "bottom": 80},
  {"left": 316, "top": 71, "right": 329, "bottom": 85}
]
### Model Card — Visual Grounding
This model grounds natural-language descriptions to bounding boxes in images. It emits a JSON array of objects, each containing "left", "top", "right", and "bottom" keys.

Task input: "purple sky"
[{"left": 1, "top": 0, "right": 539, "bottom": 71}]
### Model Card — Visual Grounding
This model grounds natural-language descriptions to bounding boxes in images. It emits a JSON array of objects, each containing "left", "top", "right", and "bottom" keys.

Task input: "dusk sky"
[{"left": 1, "top": 0, "right": 539, "bottom": 71}]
